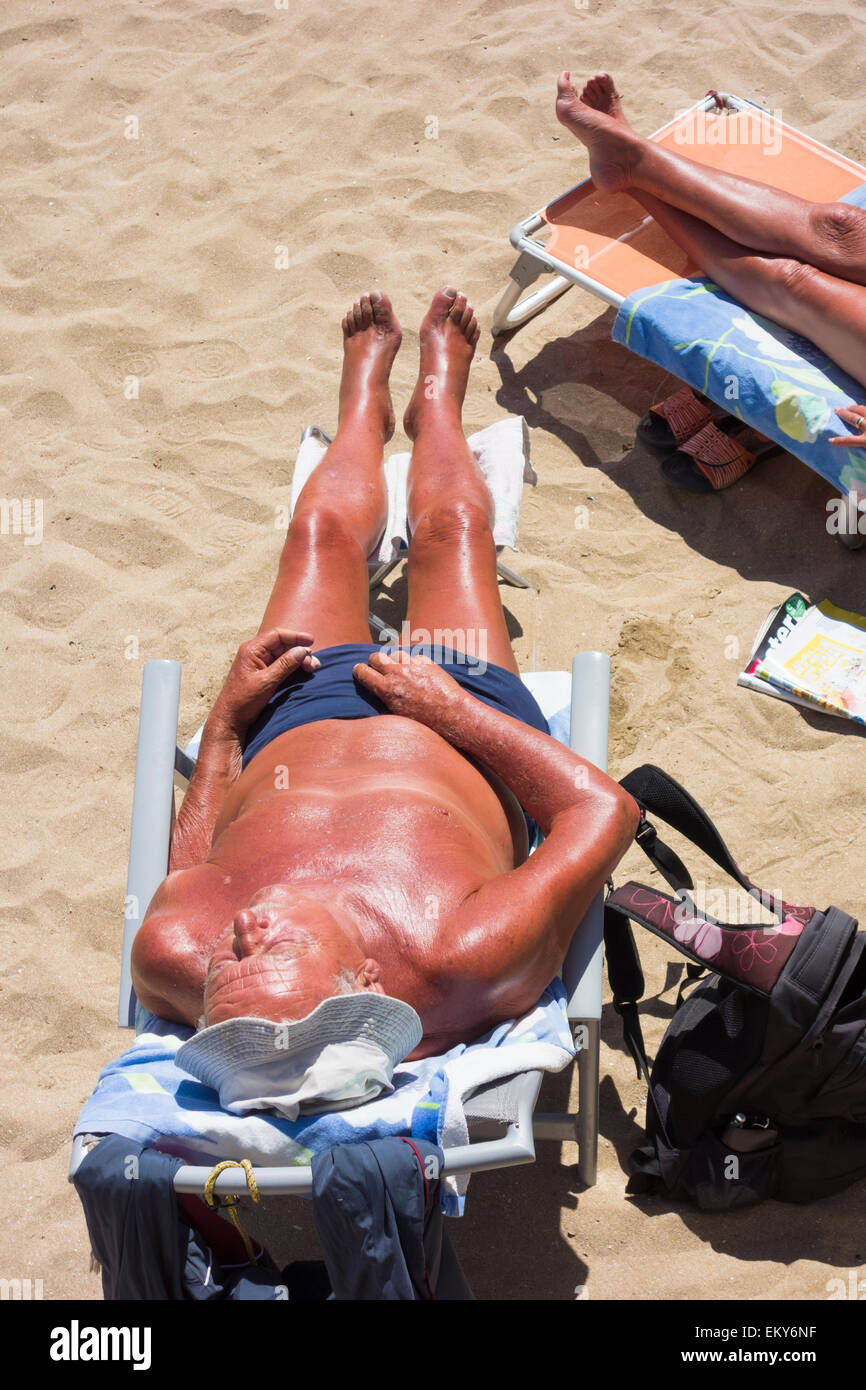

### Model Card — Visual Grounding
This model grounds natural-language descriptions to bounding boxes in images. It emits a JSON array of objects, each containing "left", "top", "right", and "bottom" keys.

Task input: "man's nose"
[{"left": 232, "top": 909, "right": 269, "bottom": 956}]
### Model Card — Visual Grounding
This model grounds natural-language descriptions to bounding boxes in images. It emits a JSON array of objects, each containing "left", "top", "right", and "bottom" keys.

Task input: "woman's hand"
[
  {"left": 830, "top": 405, "right": 866, "bottom": 449},
  {"left": 209, "top": 628, "right": 319, "bottom": 738},
  {"left": 352, "top": 650, "right": 468, "bottom": 735}
]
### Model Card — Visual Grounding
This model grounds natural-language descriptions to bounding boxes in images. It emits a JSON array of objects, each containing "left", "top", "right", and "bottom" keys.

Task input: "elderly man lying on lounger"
[
  {"left": 131, "top": 288, "right": 638, "bottom": 1114},
  {"left": 555, "top": 71, "right": 866, "bottom": 445}
]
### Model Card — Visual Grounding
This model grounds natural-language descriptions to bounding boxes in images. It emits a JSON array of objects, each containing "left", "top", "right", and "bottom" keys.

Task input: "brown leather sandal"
[
  {"left": 662, "top": 421, "right": 781, "bottom": 492},
  {"left": 637, "top": 386, "right": 715, "bottom": 453}
]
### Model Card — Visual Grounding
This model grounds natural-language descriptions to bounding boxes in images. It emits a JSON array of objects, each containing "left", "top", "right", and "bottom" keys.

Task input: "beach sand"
[{"left": 2, "top": 0, "right": 865, "bottom": 1301}]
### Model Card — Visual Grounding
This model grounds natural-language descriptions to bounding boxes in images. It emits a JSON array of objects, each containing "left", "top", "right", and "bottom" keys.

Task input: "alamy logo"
[
  {"left": 49, "top": 1321, "right": 152, "bottom": 1371},
  {"left": 673, "top": 107, "right": 784, "bottom": 157},
  {"left": 0, "top": 497, "right": 43, "bottom": 545},
  {"left": 377, "top": 622, "right": 489, "bottom": 672},
  {"left": 826, "top": 1269, "right": 866, "bottom": 1299},
  {"left": 0, "top": 1277, "right": 43, "bottom": 1299}
]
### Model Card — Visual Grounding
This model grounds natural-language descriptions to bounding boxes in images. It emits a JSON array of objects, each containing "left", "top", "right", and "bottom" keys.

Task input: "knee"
[
  {"left": 410, "top": 498, "right": 494, "bottom": 551},
  {"left": 762, "top": 254, "right": 819, "bottom": 302},
  {"left": 288, "top": 504, "right": 364, "bottom": 556},
  {"left": 810, "top": 201, "right": 866, "bottom": 254}
]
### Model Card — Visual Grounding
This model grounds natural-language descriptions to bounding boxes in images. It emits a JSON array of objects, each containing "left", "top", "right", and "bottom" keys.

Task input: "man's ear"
[{"left": 357, "top": 958, "right": 384, "bottom": 993}]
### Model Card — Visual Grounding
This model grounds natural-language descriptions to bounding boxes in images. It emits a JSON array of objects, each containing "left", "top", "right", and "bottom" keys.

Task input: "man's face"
[{"left": 203, "top": 885, "right": 366, "bottom": 1026}]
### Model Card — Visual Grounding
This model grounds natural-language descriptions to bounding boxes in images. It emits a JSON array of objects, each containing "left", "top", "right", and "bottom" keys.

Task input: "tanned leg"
[
  {"left": 557, "top": 71, "right": 866, "bottom": 286},
  {"left": 258, "top": 291, "right": 402, "bottom": 648},
  {"left": 572, "top": 75, "right": 866, "bottom": 389},
  {"left": 403, "top": 288, "right": 520, "bottom": 675}
]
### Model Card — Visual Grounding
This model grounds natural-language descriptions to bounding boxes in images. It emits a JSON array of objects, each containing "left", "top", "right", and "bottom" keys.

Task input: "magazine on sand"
[{"left": 739, "top": 591, "right": 866, "bottom": 724}]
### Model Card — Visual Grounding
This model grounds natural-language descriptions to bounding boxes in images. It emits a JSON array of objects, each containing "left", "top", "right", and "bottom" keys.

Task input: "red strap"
[
  {"left": 679, "top": 422, "right": 756, "bottom": 489},
  {"left": 399, "top": 1137, "right": 437, "bottom": 1301}
]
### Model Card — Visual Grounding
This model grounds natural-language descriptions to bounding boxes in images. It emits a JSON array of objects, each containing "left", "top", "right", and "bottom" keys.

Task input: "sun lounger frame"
[{"left": 492, "top": 94, "right": 866, "bottom": 541}]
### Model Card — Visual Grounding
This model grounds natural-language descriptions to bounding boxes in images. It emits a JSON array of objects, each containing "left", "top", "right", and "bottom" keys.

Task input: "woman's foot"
[
  {"left": 403, "top": 288, "right": 480, "bottom": 439},
  {"left": 339, "top": 291, "right": 402, "bottom": 442},
  {"left": 579, "top": 72, "right": 629, "bottom": 127},
  {"left": 555, "top": 70, "right": 639, "bottom": 194}
]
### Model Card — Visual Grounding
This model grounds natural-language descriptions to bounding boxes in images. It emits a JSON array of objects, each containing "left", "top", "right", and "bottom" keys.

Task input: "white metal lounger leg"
[
  {"left": 492, "top": 241, "right": 573, "bottom": 336},
  {"left": 495, "top": 559, "right": 532, "bottom": 590}
]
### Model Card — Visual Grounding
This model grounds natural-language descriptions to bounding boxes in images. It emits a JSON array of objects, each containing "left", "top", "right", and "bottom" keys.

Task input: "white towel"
[{"left": 290, "top": 417, "right": 536, "bottom": 564}]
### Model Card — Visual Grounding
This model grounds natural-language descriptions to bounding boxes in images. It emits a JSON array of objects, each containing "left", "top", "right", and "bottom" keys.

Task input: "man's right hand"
[{"left": 210, "top": 628, "right": 319, "bottom": 737}]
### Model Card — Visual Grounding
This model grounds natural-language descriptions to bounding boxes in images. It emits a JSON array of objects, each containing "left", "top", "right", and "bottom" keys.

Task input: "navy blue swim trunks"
[{"left": 241, "top": 642, "right": 549, "bottom": 846}]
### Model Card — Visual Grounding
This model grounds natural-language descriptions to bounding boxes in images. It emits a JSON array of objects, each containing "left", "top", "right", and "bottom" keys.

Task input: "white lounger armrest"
[
  {"left": 118, "top": 661, "right": 182, "bottom": 1028},
  {"left": 562, "top": 651, "right": 609, "bottom": 1022}
]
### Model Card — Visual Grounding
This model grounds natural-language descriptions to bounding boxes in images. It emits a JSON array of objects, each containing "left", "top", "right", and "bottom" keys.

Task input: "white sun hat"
[{"left": 175, "top": 992, "right": 423, "bottom": 1122}]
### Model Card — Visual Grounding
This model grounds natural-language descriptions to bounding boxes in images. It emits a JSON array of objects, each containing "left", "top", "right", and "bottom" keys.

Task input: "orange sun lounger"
[{"left": 492, "top": 93, "right": 866, "bottom": 334}]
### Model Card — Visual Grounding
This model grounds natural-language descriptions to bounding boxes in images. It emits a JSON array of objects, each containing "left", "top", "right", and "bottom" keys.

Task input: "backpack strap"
[
  {"left": 770, "top": 904, "right": 861, "bottom": 1046},
  {"left": 603, "top": 900, "right": 677, "bottom": 1153},
  {"left": 622, "top": 764, "right": 780, "bottom": 911},
  {"left": 604, "top": 763, "right": 829, "bottom": 1107},
  {"left": 633, "top": 814, "right": 694, "bottom": 896},
  {"left": 675, "top": 963, "right": 709, "bottom": 1010},
  {"left": 605, "top": 880, "right": 809, "bottom": 997},
  {"left": 603, "top": 903, "right": 649, "bottom": 1083}
]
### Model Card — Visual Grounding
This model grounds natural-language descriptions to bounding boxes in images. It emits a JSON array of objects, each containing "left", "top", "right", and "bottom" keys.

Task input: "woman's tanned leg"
[
  {"left": 631, "top": 188, "right": 866, "bottom": 388},
  {"left": 557, "top": 71, "right": 866, "bottom": 286},
  {"left": 258, "top": 291, "right": 402, "bottom": 649},
  {"left": 563, "top": 73, "right": 866, "bottom": 387}
]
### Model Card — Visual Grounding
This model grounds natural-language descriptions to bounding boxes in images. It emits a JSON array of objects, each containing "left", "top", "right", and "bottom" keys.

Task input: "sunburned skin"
[
  {"left": 131, "top": 286, "right": 639, "bottom": 1058},
  {"left": 133, "top": 712, "right": 537, "bottom": 1058}
]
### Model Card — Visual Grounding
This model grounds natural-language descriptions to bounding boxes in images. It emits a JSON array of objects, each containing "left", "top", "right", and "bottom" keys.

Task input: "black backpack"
[{"left": 604, "top": 764, "right": 866, "bottom": 1210}]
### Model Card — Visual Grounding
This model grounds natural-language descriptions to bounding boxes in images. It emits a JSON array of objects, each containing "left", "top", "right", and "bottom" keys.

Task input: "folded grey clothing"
[
  {"left": 312, "top": 1136, "right": 473, "bottom": 1300},
  {"left": 175, "top": 993, "right": 423, "bottom": 1121},
  {"left": 73, "top": 1136, "right": 284, "bottom": 1301}
]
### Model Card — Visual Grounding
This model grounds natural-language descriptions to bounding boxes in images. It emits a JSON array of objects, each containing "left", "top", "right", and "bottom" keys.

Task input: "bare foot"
[
  {"left": 555, "top": 70, "right": 638, "bottom": 194},
  {"left": 403, "top": 288, "right": 480, "bottom": 439},
  {"left": 579, "top": 72, "right": 629, "bottom": 128},
  {"left": 340, "top": 290, "right": 402, "bottom": 441}
]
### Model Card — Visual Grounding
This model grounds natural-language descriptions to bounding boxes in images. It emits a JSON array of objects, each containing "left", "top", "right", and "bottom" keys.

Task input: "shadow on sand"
[{"left": 491, "top": 305, "right": 866, "bottom": 620}]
